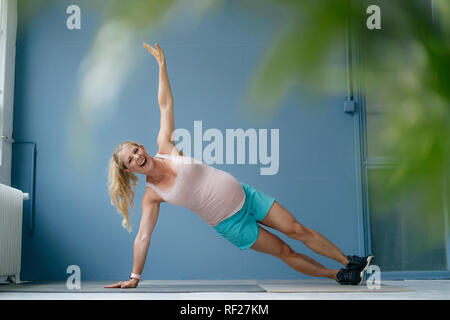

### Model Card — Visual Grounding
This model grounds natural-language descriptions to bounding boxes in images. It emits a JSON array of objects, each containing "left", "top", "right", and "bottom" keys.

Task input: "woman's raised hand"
[{"left": 143, "top": 42, "right": 165, "bottom": 67}]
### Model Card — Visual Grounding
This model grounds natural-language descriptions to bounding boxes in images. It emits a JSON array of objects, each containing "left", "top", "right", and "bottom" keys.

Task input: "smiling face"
[{"left": 119, "top": 143, "right": 153, "bottom": 174}]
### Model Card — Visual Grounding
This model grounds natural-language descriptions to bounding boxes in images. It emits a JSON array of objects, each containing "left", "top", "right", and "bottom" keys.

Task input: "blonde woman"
[{"left": 105, "top": 43, "right": 374, "bottom": 289}]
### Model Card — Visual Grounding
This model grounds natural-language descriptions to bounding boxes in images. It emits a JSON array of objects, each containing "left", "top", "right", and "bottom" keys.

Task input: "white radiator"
[{"left": 0, "top": 183, "right": 28, "bottom": 283}]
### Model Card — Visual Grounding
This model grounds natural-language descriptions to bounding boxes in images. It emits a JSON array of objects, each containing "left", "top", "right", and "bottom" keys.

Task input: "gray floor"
[{"left": 0, "top": 279, "right": 449, "bottom": 300}]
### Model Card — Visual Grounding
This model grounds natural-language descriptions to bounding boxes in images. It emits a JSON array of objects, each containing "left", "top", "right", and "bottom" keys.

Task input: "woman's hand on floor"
[
  {"left": 104, "top": 278, "right": 139, "bottom": 289},
  {"left": 143, "top": 42, "right": 165, "bottom": 67}
]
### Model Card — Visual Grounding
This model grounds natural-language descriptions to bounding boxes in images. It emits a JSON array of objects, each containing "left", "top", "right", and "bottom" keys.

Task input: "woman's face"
[{"left": 119, "top": 144, "right": 153, "bottom": 174}]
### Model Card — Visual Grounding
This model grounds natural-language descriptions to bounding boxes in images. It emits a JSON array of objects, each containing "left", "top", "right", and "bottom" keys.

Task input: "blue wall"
[{"left": 12, "top": 0, "right": 362, "bottom": 281}]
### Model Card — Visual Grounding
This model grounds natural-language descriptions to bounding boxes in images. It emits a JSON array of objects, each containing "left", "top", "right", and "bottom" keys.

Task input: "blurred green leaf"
[{"left": 19, "top": 1, "right": 449, "bottom": 232}]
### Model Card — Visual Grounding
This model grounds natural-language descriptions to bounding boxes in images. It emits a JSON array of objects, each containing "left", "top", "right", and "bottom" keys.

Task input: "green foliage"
[{"left": 20, "top": 0, "right": 449, "bottom": 225}]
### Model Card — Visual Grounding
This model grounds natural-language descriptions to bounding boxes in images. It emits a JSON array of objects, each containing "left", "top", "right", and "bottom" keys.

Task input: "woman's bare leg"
[
  {"left": 250, "top": 226, "right": 339, "bottom": 280},
  {"left": 260, "top": 201, "right": 349, "bottom": 266}
]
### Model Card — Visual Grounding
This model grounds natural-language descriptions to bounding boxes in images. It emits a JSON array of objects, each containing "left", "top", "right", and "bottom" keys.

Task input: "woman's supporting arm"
[
  {"left": 104, "top": 191, "right": 160, "bottom": 289},
  {"left": 132, "top": 199, "right": 160, "bottom": 279}
]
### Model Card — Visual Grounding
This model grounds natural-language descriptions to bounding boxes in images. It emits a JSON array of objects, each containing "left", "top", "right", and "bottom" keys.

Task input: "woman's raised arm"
[
  {"left": 143, "top": 43, "right": 174, "bottom": 107},
  {"left": 143, "top": 43, "right": 181, "bottom": 155}
]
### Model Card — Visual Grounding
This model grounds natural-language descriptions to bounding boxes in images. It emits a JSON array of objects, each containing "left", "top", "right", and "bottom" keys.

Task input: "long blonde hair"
[{"left": 108, "top": 140, "right": 140, "bottom": 233}]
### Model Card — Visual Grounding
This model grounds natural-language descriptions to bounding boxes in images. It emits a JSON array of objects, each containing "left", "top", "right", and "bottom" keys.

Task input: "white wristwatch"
[{"left": 130, "top": 273, "right": 141, "bottom": 280}]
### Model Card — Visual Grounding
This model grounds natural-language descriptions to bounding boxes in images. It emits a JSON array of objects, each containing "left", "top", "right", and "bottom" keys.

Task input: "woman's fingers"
[
  {"left": 120, "top": 281, "right": 136, "bottom": 288},
  {"left": 104, "top": 281, "right": 136, "bottom": 288},
  {"left": 143, "top": 42, "right": 155, "bottom": 54},
  {"left": 143, "top": 42, "right": 163, "bottom": 55},
  {"left": 104, "top": 281, "right": 122, "bottom": 288},
  {"left": 143, "top": 42, "right": 160, "bottom": 54},
  {"left": 143, "top": 42, "right": 165, "bottom": 65},
  {"left": 155, "top": 43, "right": 164, "bottom": 54}
]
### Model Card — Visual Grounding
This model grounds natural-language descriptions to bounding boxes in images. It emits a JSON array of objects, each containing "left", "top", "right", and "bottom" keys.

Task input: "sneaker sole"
[{"left": 358, "top": 255, "right": 375, "bottom": 285}]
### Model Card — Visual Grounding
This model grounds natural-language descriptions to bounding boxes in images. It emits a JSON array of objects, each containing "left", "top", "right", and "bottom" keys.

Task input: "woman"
[{"left": 105, "top": 43, "right": 374, "bottom": 289}]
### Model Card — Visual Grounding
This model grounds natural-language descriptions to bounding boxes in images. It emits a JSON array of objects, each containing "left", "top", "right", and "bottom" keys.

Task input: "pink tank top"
[{"left": 146, "top": 153, "right": 246, "bottom": 226}]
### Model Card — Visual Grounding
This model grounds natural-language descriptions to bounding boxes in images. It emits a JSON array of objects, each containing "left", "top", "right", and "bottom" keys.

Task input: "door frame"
[{"left": 350, "top": 0, "right": 450, "bottom": 279}]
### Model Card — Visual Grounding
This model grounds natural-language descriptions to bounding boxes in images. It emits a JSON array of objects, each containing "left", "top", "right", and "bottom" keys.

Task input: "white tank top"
[{"left": 146, "top": 153, "right": 246, "bottom": 226}]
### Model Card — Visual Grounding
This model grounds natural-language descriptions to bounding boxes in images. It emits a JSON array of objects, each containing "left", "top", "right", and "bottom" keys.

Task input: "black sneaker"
[
  {"left": 346, "top": 255, "right": 375, "bottom": 272},
  {"left": 336, "top": 268, "right": 363, "bottom": 285}
]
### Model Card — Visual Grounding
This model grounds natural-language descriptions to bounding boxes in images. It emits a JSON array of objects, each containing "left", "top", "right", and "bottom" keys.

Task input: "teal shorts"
[{"left": 214, "top": 183, "right": 276, "bottom": 250}]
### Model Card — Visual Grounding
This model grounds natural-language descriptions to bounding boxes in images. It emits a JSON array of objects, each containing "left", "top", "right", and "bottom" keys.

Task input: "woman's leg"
[
  {"left": 260, "top": 201, "right": 349, "bottom": 266},
  {"left": 250, "top": 225, "right": 339, "bottom": 280}
]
